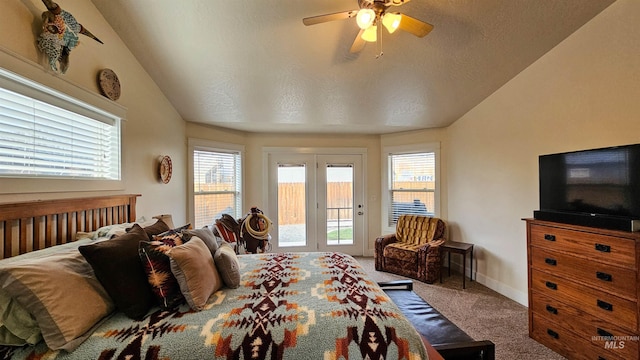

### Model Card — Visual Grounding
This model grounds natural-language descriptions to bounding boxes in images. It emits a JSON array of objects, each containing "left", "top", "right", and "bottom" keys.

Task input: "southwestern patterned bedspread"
[{"left": 0, "top": 252, "right": 428, "bottom": 360}]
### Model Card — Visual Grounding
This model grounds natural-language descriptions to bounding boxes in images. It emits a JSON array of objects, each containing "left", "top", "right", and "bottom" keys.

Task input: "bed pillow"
[
  {"left": 168, "top": 237, "right": 222, "bottom": 311},
  {"left": 89, "top": 217, "right": 156, "bottom": 240},
  {"left": 79, "top": 224, "right": 154, "bottom": 320},
  {"left": 214, "top": 242, "right": 241, "bottom": 289},
  {"left": 138, "top": 228, "right": 191, "bottom": 309},
  {"left": 0, "top": 290, "right": 41, "bottom": 346},
  {"left": 0, "top": 238, "right": 96, "bottom": 347},
  {"left": 134, "top": 218, "right": 172, "bottom": 240},
  {"left": 152, "top": 214, "right": 175, "bottom": 229},
  {"left": 183, "top": 227, "right": 218, "bottom": 257},
  {"left": 0, "top": 246, "right": 114, "bottom": 351}
]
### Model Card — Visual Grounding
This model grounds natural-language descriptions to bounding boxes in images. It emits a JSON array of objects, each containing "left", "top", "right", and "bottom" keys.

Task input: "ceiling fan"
[{"left": 302, "top": 0, "right": 433, "bottom": 54}]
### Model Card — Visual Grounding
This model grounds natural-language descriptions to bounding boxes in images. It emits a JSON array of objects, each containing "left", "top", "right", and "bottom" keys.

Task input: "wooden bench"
[{"left": 379, "top": 280, "right": 495, "bottom": 360}]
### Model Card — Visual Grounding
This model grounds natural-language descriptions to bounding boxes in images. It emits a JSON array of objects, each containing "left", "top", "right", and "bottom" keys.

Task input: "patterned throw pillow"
[{"left": 138, "top": 227, "right": 191, "bottom": 309}]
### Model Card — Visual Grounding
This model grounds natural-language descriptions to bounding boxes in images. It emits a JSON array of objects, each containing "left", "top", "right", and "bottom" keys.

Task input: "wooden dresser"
[{"left": 525, "top": 219, "right": 640, "bottom": 360}]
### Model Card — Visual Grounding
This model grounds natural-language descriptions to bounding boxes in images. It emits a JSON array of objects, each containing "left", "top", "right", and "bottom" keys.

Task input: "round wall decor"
[
  {"left": 98, "top": 68, "right": 121, "bottom": 101},
  {"left": 159, "top": 155, "right": 172, "bottom": 184}
]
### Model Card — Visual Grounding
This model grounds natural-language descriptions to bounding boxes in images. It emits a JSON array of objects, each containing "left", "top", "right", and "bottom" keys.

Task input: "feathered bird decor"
[{"left": 37, "top": 0, "right": 103, "bottom": 73}]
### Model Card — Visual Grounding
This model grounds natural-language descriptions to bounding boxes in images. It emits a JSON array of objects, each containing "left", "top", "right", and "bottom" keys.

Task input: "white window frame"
[
  {"left": 0, "top": 67, "right": 125, "bottom": 194},
  {"left": 381, "top": 142, "right": 440, "bottom": 234},
  {"left": 188, "top": 138, "right": 244, "bottom": 228}
]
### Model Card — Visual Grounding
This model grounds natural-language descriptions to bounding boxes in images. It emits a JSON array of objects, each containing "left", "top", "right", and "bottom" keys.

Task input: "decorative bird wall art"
[{"left": 37, "top": 0, "right": 103, "bottom": 74}]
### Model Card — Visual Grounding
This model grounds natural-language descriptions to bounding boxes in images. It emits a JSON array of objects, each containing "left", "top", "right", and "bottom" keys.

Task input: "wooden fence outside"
[{"left": 194, "top": 181, "right": 434, "bottom": 227}]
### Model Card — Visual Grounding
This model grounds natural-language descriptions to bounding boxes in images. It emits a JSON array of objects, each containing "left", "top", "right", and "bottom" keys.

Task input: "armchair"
[{"left": 375, "top": 215, "right": 446, "bottom": 284}]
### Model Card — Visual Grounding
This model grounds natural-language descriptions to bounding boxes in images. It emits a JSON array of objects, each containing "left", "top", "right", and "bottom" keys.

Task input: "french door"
[{"left": 265, "top": 151, "right": 365, "bottom": 255}]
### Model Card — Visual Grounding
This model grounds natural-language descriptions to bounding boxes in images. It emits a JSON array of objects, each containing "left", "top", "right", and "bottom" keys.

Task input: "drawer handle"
[
  {"left": 547, "top": 329, "right": 559, "bottom": 339},
  {"left": 546, "top": 305, "right": 558, "bottom": 315},
  {"left": 596, "top": 271, "right": 612, "bottom": 282},
  {"left": 544, "top": 234, "right": 556, "bottom": 242},
  {"left": 545, "top": 281, "right": 557, "bottom": 290},
  {"left": 597, "top": 299, "right": 613, "bottom": 311},
  {"left": 595, "top": 243, "right": 611, "bottom": 253},
  {"left": 598, "top": 357, "right": 607, "bottom": 360},
  {"left": 597, "top": 328, "right": 613, "bottom": 338},
  {"left": 544, "top": 258, "right": 557, "bottom": 266}
]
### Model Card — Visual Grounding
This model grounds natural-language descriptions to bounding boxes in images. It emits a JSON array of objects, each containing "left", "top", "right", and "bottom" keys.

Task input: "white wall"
[
  {"left": 446, "top": 0, "right": 640, "bottom": 304},
  {"left": 0, "top": 0, "right": 187, "bottom": 224}
]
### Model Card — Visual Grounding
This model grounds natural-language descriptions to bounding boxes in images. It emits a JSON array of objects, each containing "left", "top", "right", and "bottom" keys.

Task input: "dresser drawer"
[
  {"left": 530, "top": 224, "right": 636, "bottom": 268},
  {"left": 530, "top": 246, "right": 637, "bottom": 301},
  {"left": 531, "top": 313, "right": 628, "bottom": 360},
  {"left": 531, "top": 269, "right": 638, "bottom": 331},
  {"left": 531, "top": 291, "right": 639, "bottom": 360}
]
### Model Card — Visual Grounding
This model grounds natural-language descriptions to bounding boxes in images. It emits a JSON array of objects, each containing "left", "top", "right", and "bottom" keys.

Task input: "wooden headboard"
[{"left": 0, "top": 194, "right": 140, "bottom": 259}]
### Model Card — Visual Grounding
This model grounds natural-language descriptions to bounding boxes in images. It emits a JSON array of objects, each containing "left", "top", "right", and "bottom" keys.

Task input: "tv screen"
[{"left": 539, "top": 144, "right": 640, "bottom": 220}]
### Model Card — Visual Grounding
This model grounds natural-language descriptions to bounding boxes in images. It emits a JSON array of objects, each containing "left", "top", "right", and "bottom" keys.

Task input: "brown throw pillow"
[
  {"left": 138, "top": 219, "right": 171, "bottom": 240},
  {"left": 79, "top": 224, "right": 153, "bottom": 320},
  {"left": 168, "top": 237, "right": 223, "bottom": 311}
]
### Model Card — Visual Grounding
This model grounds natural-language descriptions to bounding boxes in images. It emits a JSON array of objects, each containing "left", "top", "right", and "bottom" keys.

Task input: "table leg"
[
  {"left": 470, "top": 246, "right": 474, "bottom": 282},
  {"left": 462, "top": 253, "right": 466, "bottom": 289},
  {"left": 448, "top": 251, "right": 451, "bottom": 277}
]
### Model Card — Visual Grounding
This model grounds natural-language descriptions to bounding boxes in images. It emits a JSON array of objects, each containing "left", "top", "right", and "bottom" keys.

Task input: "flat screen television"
[{"left": 535, "top": 143, "right": 640, "bottom": 232}]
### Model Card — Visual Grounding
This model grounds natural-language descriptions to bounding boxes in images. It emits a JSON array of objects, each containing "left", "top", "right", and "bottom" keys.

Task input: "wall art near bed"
[{"left": 159, "top": 155, "right": 172, "bottom": 184}]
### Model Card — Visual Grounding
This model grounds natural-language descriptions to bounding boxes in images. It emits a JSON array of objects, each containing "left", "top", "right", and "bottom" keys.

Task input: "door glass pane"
[
  {"left": 326, "top": 165, "right": 353, "bottom": 245},
  {"left": 278, "top": 164, "right": 306, "bottom": 247}
]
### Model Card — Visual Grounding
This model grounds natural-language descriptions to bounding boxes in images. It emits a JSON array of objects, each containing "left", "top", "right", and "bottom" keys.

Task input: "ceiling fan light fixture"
[
  {"left": 356, "top": 9, "right": 376, "bottom": 29},
  {"left": 361, "top": 25, "right": 377, "bottom": 42},
  {"left": 382, "top": 13, "right": 401, "bottom": 33}
]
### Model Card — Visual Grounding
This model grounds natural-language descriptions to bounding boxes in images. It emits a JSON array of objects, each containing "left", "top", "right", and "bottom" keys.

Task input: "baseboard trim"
[{"left": 448, "top": 259, "right": 528, "bottom": 306}]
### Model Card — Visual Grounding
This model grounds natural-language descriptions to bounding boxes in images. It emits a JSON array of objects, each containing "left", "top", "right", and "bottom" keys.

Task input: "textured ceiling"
[{"left": 91, "top": 0, "right": 615, "bottom": 135}]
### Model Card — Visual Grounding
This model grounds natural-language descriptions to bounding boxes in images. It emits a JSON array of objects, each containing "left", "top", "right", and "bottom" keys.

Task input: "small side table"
[{"left": 440, "top": 241, "right": 474, "bottom": 289}]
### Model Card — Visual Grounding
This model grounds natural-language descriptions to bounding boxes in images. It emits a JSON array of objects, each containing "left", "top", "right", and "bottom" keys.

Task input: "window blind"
[
  {"left": 0, "top": 87, "right": 120, "bottom": 180},
  {"left": 193, "top": 149, "right": 242, "bottom": 228},
  {"left": 388, "top": 152, "right": 436, "bottom": 224}
]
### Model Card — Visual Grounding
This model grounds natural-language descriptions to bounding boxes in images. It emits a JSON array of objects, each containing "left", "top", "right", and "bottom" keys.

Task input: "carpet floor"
[{"left": 354, "top": 257, "right": 566, "bottom": 360}]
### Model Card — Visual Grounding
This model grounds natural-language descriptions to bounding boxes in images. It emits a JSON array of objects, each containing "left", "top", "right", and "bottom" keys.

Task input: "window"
[
  {"left": 189, "top": 139, "right": 243, "bottom": 229},
  {"left": 0, "top": 69, "right": 121, "bottom": 181},
  {"left": 382, "top": 143, "right": 439, "bottom": 230},
  {"left": 0, "top": 88, "right": 120, "bottom": 179}
]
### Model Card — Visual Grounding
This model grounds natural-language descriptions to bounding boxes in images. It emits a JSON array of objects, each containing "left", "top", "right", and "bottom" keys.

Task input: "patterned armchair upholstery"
[{"left": 375, "top": 215, "right": 446, "bottom": 284}]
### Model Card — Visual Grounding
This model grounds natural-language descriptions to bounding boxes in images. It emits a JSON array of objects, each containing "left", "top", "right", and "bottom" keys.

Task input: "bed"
[{"left": 0, "top": 195, "right": 435, "bottom": 360}]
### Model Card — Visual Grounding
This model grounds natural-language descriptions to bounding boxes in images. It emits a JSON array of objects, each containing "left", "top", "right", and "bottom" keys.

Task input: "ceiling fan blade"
[
  {"left": 397, "top": 14, "right": 434, "bottom": 38},
  {"left": 303, "top": 10, "right": 358, "bottom": 26},
  {"left": 350, "top": 29, "right": 366, "bottom": 53}
]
